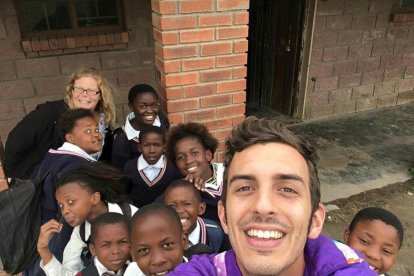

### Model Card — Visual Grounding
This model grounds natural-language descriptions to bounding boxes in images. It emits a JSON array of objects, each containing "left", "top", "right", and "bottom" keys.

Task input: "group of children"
[{"left": 33, "top": 82, "right": 405, "bottom": 276}]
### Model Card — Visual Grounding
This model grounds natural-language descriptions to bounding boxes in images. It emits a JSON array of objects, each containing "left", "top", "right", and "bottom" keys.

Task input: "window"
[
  {"left": 15, "top": 0, "right": 124, "bottom": 37},
  {"left": 15, "top": 0, "right": 128, "bottom": 57},
  {"left": 391, "top": 0, "right": 414, "bottom": 22}
]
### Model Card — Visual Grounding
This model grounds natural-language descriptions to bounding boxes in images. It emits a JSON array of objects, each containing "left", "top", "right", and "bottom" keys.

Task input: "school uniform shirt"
[
  {"left": 40, "top": 203, "right": 138, "bottom": 276},
  {"left": 123, "top": 257, "right": 188, "bottom": 276},
  {"left": 188, "top": 217, "right": 224, "bottom": 253},
  {"left": 138, "top": 154, "right": 164, "bottom": 182},
  {"left": 124, "top": 155, "right": 182, "bottom": 207},
  {"left": 76, "top": 256, "right": 126, "bottom": 276},
  {"left": 111, "top": 111, "right": 170, "bottom": 169},
  {"left": 200, "top": 163, "right": 224, "bottom": 223}
]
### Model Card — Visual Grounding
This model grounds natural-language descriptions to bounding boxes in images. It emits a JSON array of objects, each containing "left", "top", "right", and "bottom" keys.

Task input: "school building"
[{"left": 1, "top": 0, "right": 414, "bottom": 187}]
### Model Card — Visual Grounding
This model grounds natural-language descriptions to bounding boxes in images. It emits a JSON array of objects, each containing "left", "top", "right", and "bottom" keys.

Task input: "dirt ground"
[{"left": 322, "top": 178, "right": 414, "bottom": 276}]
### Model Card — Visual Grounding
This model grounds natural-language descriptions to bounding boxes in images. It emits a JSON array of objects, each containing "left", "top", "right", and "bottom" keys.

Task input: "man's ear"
[
  {"left": 205, "top": 150, "right": 213, "bottom": 162},
  {"left": 308, "top": 203, "right": 326, "bottom": 239},
  {"left": 218, "top": 200, "right": 228, "bottom": 234},
  {"left": 198, "top": 202, "right": 206, "bottom": 216},
  {"left": 89, "top": 243, "right": 96, "bottom": 256}
]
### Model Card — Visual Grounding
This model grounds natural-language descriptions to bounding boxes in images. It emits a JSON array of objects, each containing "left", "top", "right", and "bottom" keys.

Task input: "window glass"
[
  {"left": 16, "top": 0, "right": 71, "bottom": 32},
  {"left": 75, "top": 0, "right": 119, "bottom": 27}
]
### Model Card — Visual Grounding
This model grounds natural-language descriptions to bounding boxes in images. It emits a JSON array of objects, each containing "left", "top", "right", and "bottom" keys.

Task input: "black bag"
[{"left": 0, "top": 169, "right": 49, "bottom": 274}]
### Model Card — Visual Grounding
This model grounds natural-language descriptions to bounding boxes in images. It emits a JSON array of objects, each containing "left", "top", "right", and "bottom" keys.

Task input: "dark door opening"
[{"left": 246, "top": 0, "right": 308, "bottom": 117}]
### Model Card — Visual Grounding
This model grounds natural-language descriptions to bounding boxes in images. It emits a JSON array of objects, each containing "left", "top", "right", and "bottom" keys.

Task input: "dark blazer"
[
  {"left": 4, "top": 100, "right": 67, "bottom": 178},
  {"left": 75, "top": 261, "right": 99, "bottom": 276}
]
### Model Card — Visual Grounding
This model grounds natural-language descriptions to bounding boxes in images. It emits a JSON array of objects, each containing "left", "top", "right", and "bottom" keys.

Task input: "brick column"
[{"left": 151, "top": 0, "right": 249, "bottom": 160}]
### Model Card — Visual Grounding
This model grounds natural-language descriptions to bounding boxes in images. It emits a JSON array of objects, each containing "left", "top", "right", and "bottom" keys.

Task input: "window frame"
[{"left": 14, "top": 0, "right": 126, "bottom": 39}]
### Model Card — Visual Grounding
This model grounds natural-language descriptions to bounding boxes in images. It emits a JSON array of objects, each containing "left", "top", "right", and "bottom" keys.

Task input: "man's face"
[{"left": 218, "top": 143, "right": 325, "bottom": 276}]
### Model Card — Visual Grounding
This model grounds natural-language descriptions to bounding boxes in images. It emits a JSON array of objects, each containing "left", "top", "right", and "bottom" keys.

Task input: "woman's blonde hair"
[{"left": 64, "top": 67, "right": 116, "bottom": 128}]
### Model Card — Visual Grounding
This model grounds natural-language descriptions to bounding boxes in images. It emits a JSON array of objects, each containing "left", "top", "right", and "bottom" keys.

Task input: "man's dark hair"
[
  {"left": 166, "top": 122, "right": 218, "bottom": 162},
  {"left": 138, "top": 125, "right": 166, "bottom": 144},
  {"left": 164, "top": 179, "right": 203, "bottom": 203},
  {"left": 222, "top": 116, "right": 320, "bottom": 214},
  {"left": 90, "top": 212, "right": 130, "bottom": 245},
  {"left": 58, "top": 108, "right": 95, "bottom": 141},
  {"left": 131, "top": 202, "right": 182, "bottom": 234},
  {"left": 128, "top": 84, "right": 158, "bottom": 103},
  {"left": 348, "top": 207, "right": 404, "bottom": 248}
]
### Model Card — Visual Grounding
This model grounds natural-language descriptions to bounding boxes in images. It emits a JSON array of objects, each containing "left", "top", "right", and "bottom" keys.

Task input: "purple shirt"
[{"left": 169, "top": 234, "right": 376, "bottom": 276}]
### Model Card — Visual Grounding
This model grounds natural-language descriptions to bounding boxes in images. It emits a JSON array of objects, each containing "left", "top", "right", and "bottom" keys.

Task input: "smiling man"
[{"left": 169, "top": 117, "right": 376, "bottom": 276}]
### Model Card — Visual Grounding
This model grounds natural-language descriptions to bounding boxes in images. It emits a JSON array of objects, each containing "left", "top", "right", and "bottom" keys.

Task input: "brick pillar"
[{"left": 152, "top": 0, "right": 249, "bottom": 161}]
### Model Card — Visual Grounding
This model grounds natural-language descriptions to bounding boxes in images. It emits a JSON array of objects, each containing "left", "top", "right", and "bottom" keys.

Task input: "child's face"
[
  {"left": 129, "top": 92, "right": 160, "bottom": 127},
  {"left": 164, "top": 186, "right": 206, "bottom": 234},
  {"left": 65, "top": 117, "right": 103, "bottom": 154},
  {"left": 89, "top": 223, "right": 131, "bottom": 272},
  {"left": 344, "top": 219, "right": 400, "bottom": 274},
  {"left": 55, "top": 182, "right": 100, "bottom": 227},
  {"left": 138, "top": 132, "right": 165, "bottom": 165},
  {"left": 130, "top": 213, "right": 188, "bottom": 276},
  {"left": 174, "top": 137, "right": 213, "bottom": 180}
]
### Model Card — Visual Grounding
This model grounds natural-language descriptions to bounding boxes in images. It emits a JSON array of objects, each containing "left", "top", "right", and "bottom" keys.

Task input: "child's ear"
[
  {"left": 90, "top": 192, "right": 101, "bottom": 205},
  {"left": 307, "top": 203, "right": 326, "bottom": 239},
  {"left": 343, "top": 229, "right": 351, "bottom": 244},
  {"left": 182, "top": 231, "right": 189, "bottom": 250},
  {"left": 198, "top": 202, "right": 206, "bottom": 216},
  {"left": 138, "top": 143, "right": 143, "bottom": 152},
  {"left": 65, "top": 133, "right": 74, "bottom": 143},
  {"left": 205, "top": 150, "right": 213, "bottom": 162},
  {"left": 218, "top": 200, "right": 228, "bottom": 234},
  {"left": 89, "top": 243, "right": 96, "bottom": 256},
  {"left": 128, "top": 102, "right": 134, "bottom": 112}
]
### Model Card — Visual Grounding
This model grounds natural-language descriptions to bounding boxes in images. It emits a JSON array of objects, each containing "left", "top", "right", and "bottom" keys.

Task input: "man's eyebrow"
[
  {"left": 274, "top": 173, "right": 305, "bottom": 185},
  {"left": 228, "top": 174, "right": 256, "bottom": 186}
]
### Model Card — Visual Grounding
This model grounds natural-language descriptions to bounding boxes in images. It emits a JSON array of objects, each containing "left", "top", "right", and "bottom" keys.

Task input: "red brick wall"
[
  {"left": 152, "top": 0, "right": 249, "bottom": 161},
  {"left": 305, "top": 0, "right": 414, "bottom": 119},
  {"left": 0, "top": 0, "right": 156, "bottom": 142}
]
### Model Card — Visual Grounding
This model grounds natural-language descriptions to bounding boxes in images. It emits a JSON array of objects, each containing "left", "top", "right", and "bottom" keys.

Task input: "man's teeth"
[
  {"left": 154, "top": 271, "right": 169, "bottom": 275},
  {"left": 187, "top": 166, "right": 197, "bottom": 172},
  {"left": 145, "top": 116, "right": 154, "bottom": 120},
  {"left": 369, "top": 265, "right": 378, "bottom": 271},
  {"left": 247, "top": 229, "right": 283, "bottom": 239},
  {"left": 180, "top": 218, "right": 189, "bottom": 224}
]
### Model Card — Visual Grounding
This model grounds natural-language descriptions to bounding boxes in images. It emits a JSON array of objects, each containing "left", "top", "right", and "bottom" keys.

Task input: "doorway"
[{"left": 246, "top": 0, "right": 309, "bottom": 117}]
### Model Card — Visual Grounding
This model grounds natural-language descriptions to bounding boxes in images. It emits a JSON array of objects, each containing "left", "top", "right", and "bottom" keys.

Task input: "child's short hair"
[
  {"left": 131, "top": 202, "right": 182, "bottom": 233},
  {"left": 128, "top": 84, "right": 158, "bottom": 103},
  {"left": 348, "top": 207, "right": 404, "bottom": 248},
  {"left": 58, "top": 108, "right": 95, "bottom": 141},
  {"left": 90, "top": 212, "right": 130, "bottom": 245},
  {"left": 138, "top": 125, "right": 166, "bottom": 144},
  {"left": 164, "top": 179, "right": 203, "bottom": 203},
  {"left": 166, "top": 122, "right": 218, "bottom": 162}
]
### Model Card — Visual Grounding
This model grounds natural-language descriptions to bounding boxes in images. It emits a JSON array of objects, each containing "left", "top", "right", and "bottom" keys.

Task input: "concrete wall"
[
  {"left": 0, "top": 0, "right": 156, "bottom": 141},
  {"left": 305, "top": 0, "right": 414, "bottom": 119}
]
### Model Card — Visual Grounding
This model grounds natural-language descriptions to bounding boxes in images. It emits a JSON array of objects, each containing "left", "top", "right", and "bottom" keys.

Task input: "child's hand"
[
  {"left": 37, "top": 219, "right": 62, "bottom": 250},
  {"left": 185, "top": 174, "right": 205, "bottom": 191}
]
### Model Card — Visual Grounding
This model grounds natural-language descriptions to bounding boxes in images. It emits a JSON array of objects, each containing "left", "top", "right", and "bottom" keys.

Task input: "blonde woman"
[{"left": 4, "top": 67, "right": 116, "bottom": 179}]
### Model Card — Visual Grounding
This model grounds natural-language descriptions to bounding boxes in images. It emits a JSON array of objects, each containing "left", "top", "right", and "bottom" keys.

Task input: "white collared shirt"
[
  {"left": 124, "top": 112, "right": 161, "bottom": 141},
  {"left": 95, "top": 256, "right": 125, "bottom": 276},
  {"left": 188, "top": 219, "right": 201, "bottom": 247},
  {"left": 137, "top": 155, "right": 164, "bottom": 182},
  {"left": 56, "top": 142, "right": 97, "bottom": 161}
]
